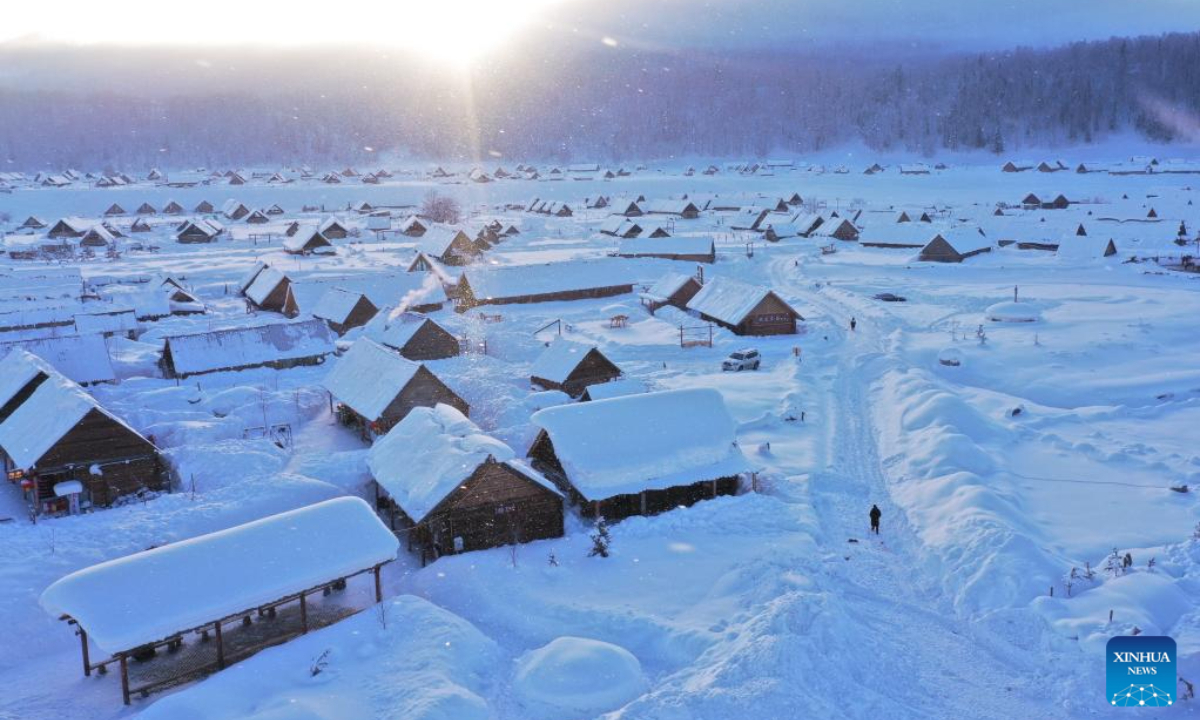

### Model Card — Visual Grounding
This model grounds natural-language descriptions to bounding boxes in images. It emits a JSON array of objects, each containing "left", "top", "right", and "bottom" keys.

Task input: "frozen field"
[{"left": 0, "top": 161, "right": 1198, "bottom": 719}]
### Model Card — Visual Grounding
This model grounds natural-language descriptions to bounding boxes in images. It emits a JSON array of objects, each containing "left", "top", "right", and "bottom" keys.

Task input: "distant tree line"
[{"left": 2, "top": 31, "right": 1199, "bottom": 169}]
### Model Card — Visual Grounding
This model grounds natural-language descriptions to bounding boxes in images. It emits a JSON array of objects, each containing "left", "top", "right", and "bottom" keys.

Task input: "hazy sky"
[
  {"left": 556, "top": 0, "right": 1200, "bottom": 52},
  {"left": 1, "top": 0, "right": 1197, "bottom": 59}
]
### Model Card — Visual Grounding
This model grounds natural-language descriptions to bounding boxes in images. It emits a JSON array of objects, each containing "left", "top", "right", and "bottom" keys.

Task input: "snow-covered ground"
[{"left": 1, "top": 160, "right": 1198, "bottom": 718}]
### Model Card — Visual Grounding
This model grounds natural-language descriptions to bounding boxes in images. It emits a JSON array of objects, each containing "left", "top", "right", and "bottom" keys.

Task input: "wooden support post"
[
  {"left": 640, "top": 492, "right": 647, "bottom": 516},
  {"left": 373, "top": 565, "right": 383, "bottom": 603},
  {"left": 300, "top": 592, "right": 308, "bottom": 634},
  {"left": 119, "top": 655, "right": 130, "bottom": 706},
  {"left": 79, "top": 626, "right": 91, "bottom": 677},
  {"left": 712, "top": 479, "right": 718, "bottom": 498},
  {"left": 215, "top": 621, "right": 225, "bottom": 670}
]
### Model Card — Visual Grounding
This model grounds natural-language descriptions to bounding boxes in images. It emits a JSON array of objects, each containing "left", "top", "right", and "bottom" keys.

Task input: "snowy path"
[{"left": 763, "top": 255, "right": 1057, "bottom": 718}]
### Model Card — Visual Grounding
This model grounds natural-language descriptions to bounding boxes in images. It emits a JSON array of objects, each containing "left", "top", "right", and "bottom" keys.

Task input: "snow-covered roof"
[
  {"left": 463, "top": 260, "right": 640, "bottom": 301},
  {"left": 322, "top": 338, "right": 421, "bottom": 421},
  {"left": 643, "top": 199, "right": 697, "bottom": 215},
  {"left": 530, "top": 339, "right": 602, "bottom": 384},
  {"left": 617, "top": 236, "right": 712, "bottom": 257},
  {"left": 245, "top": 266, "right": 289, "bottom": 305},
  {"left": 931, "top": 229, "right": 992, "bottom": 254},
  {"left": 0, "top": 373, "right": 103, "bottom": 469},
  {"left": 289, "top": 272, "right": 447, "bottom": 313},
  {"left": 859, "top": 222, "right": 948, "bottom": 247},
  {"left": 164, "top": 320, "right": 334, "bottom": 376},
  {"left": 583, "top": 378, "right": 648, "bottom": 401},
  {"left": 40, "top": 497, "right": 398, "bottom": 655},
  {"left": 531, "top": 388, "right": 751, "bottom": 498},
  {"left": 417, "top": 227, "right": 469, "bottom": 257},
  {"left": 687, "top": 276, "right": 797, "bottom": 325},
  {"left": 0, "top": 349, "right": 55, "bottom": 408},
  {"left": 368, "top": 404, "right": 558, "bottom": 523},
  {"left": 642, "top": 272, "right": 696, "bottom": 302},
  {"left": 282, "top": 228, "right": 331, "bottom": 253},
  {"left": 73, "top": 309, "right": 138, "bottom": 336},
  {"left": 311, "top": 287, "right": 370, "bottom": 325},
  {"left": 0, "top": 335, "right": 116, "bottom": 385},
  {"left": 365, "top": 312, "right": 442, "bottom": 352}
]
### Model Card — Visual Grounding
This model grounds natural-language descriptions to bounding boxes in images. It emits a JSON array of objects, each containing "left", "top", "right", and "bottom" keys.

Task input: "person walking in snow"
[
  {"left": 850, "top": 317, "right": 857, "bottom": 332},
  {"left": 869, "top": 504, "right": 881, "bottom": 534}
]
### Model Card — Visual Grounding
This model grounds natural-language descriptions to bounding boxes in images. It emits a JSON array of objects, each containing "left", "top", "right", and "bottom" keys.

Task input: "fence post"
[{"left": 119, "top": 654, "right": 130, "bottom": 705}]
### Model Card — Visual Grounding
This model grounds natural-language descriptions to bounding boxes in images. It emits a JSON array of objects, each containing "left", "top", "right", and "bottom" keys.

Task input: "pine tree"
[{"left": 588, "top": 518, "right": 611, "bottom": 558}]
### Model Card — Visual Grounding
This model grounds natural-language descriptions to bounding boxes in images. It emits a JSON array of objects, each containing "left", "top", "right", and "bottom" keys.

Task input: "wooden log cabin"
[
  {"left": 686, "top": 276, "right": 803, "bottom": 336},
  {"left": 529, "top": 339, "right": 622, "bottom": 397},
  {"left": 312, "top": 288, "right": 379, "bottom": 335},
  {"left": 369, "top": 313, "right": 460, "bottom": 361},
  {"left": 417, "top": 227, "right": 481, "bottom": 266},
  {"left": 323, "top": 338, "right": 468, "bottom": 440},
  {"left": 918, "top": 230, "right": 993, "bottom": 263},
  {"left": 528, "top": 388, "right": 750, "bottom": 521},
  {"left": 367, "top": 404, "right": 563, "bottom": 564},
  {"left": 241, "top": 264, "right": 299, "bottom": 316},
  {"left": 0, "top": 350, "right": 164, "bottom": 516},
  {"left": 640, "top": 272, "right": 703, "bottom": 312}
]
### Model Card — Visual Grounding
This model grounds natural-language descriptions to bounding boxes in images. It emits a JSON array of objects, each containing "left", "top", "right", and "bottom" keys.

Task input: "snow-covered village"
[{"left": 2, "top": 2, "right": 1200, "bottom": 719}]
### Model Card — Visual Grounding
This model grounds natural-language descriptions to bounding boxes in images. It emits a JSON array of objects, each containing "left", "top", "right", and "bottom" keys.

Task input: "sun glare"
[{"left": 1, "top": 0, "right": 572, "bottom": 64}]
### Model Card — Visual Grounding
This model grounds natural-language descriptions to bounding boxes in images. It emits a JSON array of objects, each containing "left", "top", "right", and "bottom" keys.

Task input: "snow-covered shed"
[
  {"left": 686, "top": 276, "right": 803, "bottom": 335},
  {"left": 282, "top": 228, "right": 333, "bottom": 256},
  {"left": 40, "top": 497, "right": 398, "bottom": 704},
  {"left": 398, "top": 215, "right": 427, "bottom": 237},
  {"left": 319, "top": 217, "right": 349, "bottom": 239},
  {"left": 643, "top": 199, "right": 701, "bottom": 218},
  {"left": 0, "top": 350, "right": 163, "bottom": 516},
  {"left": 312, "top": 287, "right": 379, "bottom": 335},
  {"left": 176, "top": 218, "right": 224, "bottom": 243},
  {"left": 641, "top": 272, "right": 703, "bottom": 312},
  {"left": 530, "top": 339, "right": 622, "bottom": 397},
  {"left": 810, "top": 217, "right": 860, "bottom": 242},
  {"left": 417, "top": 227, "right": 481, "bottom": 266},
  {"left": 600, "top": 216, "right": 643, "bottom": 238},
  {"left": 79, "top": 224, "right": 117, "bottom": 248},
  {"left": 47, "top": 217, "right": 89, "bottom": 238},
  {"left": 528, "top": 388, "right": 751, "bottom": 520},
  {"left": 242, "top": 265, "right": 298, "bottom": 317},
  {"left": 367, "top": 404, "right": 563, "bottom": 563},
  {"left": 364, "top": 311, "right": 460, "bottom": 361},
  {"left": 918, "top": 230, "right": 993, "bottom": 263},
  {"left": 323, "top": 338, "right": 468, "bottom": 439},
  {"left": 160, "top": 320, "right": 335, "bottom": 378}
]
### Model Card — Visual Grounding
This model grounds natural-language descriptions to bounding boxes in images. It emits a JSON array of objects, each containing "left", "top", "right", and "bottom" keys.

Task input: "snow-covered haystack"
[
  {"left": 937, "top": 347, "right": 964, "bottom": 367},
  {"left": 514, "top": 637, "right": 648, "bottom": 718},
  {"left": 985, "top": 300, "right": 1043, "bottom": 323}
]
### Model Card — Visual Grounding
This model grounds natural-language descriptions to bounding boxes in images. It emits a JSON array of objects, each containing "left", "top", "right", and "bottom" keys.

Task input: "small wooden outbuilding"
[{"left": 530, "top": 339, "right": 622, "bottom": 397}]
